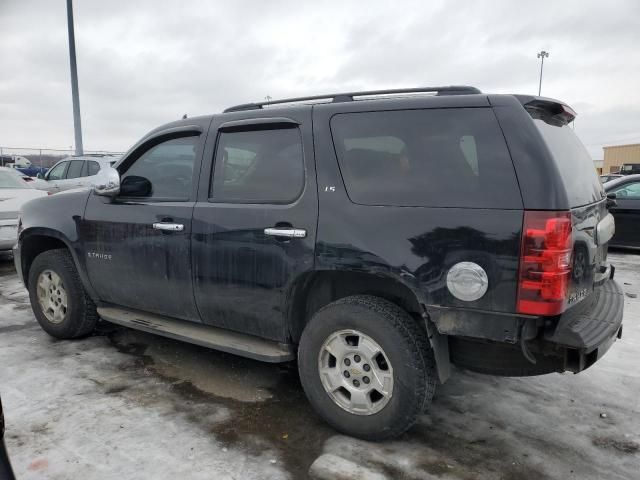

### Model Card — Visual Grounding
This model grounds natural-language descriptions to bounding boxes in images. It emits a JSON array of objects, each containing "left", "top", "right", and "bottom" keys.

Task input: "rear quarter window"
[
  {"left": 330, "top": 108, "right": 522, "bottom": 208},
  {"left": 531, "top": 116, "right": 603, "bottom": 207}
]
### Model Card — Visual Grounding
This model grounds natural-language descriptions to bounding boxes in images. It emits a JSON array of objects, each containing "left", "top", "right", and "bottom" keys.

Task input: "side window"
[
  {"left": 211, "top": 127, "right": 304, "bottom": 203},
  {"left": 614, "top": 181, "right": 640, "bottom": 199},
  {"left": 330, "top": 108, "right": 521, "bottom": 208},
  {"left": 65, "top": 160, "right": 84, "bottom": 179},
  {"left": 87, "top": 161, "right": 100, "bottom": 176},
  {"left": 121, "top": 136, "right": 199, "bottom": 200},
  {"left": 47, "top": 162, "right": 68, "bottom": 180}
]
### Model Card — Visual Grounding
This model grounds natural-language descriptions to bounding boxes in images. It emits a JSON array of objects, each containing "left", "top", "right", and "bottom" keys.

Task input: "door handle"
[
  {"left": 153, "top": 222, "right": 184, "bottom": 232},
  {"left": 264, "top": 227, "right": 307, "bottom": 238}
]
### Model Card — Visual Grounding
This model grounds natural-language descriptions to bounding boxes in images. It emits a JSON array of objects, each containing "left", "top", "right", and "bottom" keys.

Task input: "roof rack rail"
[{"left": 223, "top": 85, "right": 481, "bottom": 113}]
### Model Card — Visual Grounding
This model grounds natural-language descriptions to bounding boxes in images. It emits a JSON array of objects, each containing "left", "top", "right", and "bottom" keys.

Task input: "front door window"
[
  {"left": 47, "top": 162, "right": 68, "bottom": 180},
  {"left": 121, "top": 136, "right": 199, "bottom": 200}
]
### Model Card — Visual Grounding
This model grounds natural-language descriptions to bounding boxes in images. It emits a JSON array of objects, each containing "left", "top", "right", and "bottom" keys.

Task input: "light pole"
[
  {"left": 66, "top": 0, "right": 83, "bottom": 155},
  {"left": 537, "top": 50, "right": 549, "bottom": 96}
]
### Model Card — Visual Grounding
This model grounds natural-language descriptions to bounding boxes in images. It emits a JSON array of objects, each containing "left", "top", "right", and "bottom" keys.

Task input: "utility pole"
[
  {"left": 66, "top": 0, "right": 83, "bottom": 155},
  {"left": 537, "top": 50, "right": 549, "bottom": 96}
]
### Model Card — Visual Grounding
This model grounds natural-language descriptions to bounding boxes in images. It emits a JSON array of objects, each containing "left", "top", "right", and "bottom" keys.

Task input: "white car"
[
  {"left": 12, "top": 169, "right": 48, "bottom": 189},
  {"left": 0, "top": 167, "right": 48, "bottom": 250},
  {"left": 35, "top": 155, "right": 120, "bottom": 194}
]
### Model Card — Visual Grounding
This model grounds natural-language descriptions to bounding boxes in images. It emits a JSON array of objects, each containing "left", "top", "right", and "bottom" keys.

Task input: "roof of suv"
[
  {"left": 218, "top": 86, "right": 575, "bottom": 123},
  {"left": 223, "top": 85, "right": 483, "bottom": 112},
  {"left": 143, "top": 87, "right": 575, "bottom": 140}
]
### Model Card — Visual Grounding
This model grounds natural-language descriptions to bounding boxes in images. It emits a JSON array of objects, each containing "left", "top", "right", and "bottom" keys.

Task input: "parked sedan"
[
  {"left": 605, "top": 174, "right": 640, "bottom": 248},
  {"left": 35, "top": 155, "right": 119, "bottom": 194},
  {"left": 0, "top": 167, "right": 47, "bottom": 250}
]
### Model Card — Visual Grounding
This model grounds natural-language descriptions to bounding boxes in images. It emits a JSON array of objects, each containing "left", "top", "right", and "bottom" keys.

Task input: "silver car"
[
  {"left": 36, "top": 155, "right": 120, "bottom": 194},
  {"left": 0, "top": 167, "right": 47, "bottom": 250}
]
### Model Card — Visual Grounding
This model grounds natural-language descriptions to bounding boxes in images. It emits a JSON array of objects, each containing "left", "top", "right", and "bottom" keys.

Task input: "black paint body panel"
[{"left": 312, "top": 100, "right": 523, "bottom": 316}]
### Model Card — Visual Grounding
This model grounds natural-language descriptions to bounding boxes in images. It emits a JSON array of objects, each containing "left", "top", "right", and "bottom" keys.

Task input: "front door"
[
  {"left": 82, "top": 130, "right": 205, "bottom": 321},
  {"left": 609, "top": 179, "right": 640, "bottom": 248},
  {"left": 43, "top": 161, "right": 69, "bottom": 193},
  {"left": 192, "top": 111, "right": 318, "bottom": 342}
]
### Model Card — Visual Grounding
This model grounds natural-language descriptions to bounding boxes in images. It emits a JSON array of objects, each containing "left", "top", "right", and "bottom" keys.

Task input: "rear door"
[
  {"left": 59, "top": 159, "right": 86, "bottom": 191},
  {"left": 192, "top": 110, "right": 317, "bottom": 342},
  {"left": 608, "top": 179, "right": 640, "bottom": 248},
  {"left": 43, "top": 161, "right": 69, "bottom": 193}
]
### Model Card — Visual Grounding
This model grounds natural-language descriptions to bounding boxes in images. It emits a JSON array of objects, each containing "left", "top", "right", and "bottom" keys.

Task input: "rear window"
[
  {"left": 330, "top": 108, "right": 522, "bottom": 208},
  {"left": 87, "top": 161, "right": 100, "bottom": 176},
  {"left": 531, "top": 115, "right": 603, "bottom": 207}
]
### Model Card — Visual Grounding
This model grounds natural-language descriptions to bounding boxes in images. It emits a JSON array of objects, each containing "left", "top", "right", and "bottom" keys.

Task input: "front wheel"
[
  {"left": 298, "top": 295, "right": 437, "bottom": 440},
  {"left": 28, "top": 249, "right": 98, "bottom": 339}
]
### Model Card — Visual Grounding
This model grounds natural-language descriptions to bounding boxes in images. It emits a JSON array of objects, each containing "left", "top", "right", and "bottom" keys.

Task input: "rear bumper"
[
  {"left": 446, "top": 278, "right": 625, "bottom": 376},
  {"left": 544, "top": 279, "right": 624, "bottom": 372}
]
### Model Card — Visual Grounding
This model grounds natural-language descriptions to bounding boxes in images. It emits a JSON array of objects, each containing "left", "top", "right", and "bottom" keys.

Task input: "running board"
[{"left": 97, "top": 307, "right": 295, "bottom": 363}]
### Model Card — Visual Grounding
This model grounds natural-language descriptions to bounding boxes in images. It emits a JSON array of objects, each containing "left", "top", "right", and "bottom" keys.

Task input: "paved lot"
[{"left": 0, "top": 250, "right": 639, "bottom": 479}]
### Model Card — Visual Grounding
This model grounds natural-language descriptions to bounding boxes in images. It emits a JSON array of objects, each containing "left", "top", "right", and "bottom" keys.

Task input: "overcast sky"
[{"left": 1, "top": 0, "right": 638, "bottom": 158}]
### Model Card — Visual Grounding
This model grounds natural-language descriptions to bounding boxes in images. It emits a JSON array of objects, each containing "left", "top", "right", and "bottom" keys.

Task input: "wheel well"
[
  {"left": 21, "top": 235, "right": 68, "bottom": 287},
  {"left": 288, "top": 271, "right": 423, "bottom": 342}
]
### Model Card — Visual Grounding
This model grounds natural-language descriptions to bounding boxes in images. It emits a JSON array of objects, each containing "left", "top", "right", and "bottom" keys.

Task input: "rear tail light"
[{"left": 517, "top": 210, "right": 572, "bottom": 315}]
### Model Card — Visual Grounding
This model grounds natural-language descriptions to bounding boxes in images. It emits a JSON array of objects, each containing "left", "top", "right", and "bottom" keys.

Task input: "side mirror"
[
  {"left": 606, "top": 192, "right": 617, "bottom": 209},
  {"left": 119, "top": 175, "right": 152, "bottom": 197},
  {"left": 92, "top": 166, "right": 120, "bottom": 197},
  {"left": 36, "top": 172, "right": 43, "bottom": 179}
]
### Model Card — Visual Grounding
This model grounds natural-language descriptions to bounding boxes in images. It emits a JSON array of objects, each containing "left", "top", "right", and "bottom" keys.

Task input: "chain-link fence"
[{"left": 0, "top": 146, "right": 124, "bottom": 169}]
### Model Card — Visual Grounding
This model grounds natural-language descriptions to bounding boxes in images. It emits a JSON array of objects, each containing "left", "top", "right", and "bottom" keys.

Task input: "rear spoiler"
[{"left": 515, "top": 95, "right": 577, "bottom": 125}]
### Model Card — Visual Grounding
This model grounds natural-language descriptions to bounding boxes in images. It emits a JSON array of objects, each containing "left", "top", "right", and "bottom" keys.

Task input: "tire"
[
  {"left": 298, "top": 295, "right": 437, "bottom": 441},
  {"left": 28, "top": 248, "right": 98, "bottom": 339}
]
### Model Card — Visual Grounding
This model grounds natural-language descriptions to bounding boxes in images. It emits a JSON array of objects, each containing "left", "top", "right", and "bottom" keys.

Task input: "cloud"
[{"left": 0, "top": 0, "right": 638, "bottom": 159}]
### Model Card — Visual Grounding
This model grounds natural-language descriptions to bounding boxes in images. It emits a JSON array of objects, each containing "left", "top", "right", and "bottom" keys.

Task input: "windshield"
[{"left": 0, "top": 170, "right": 29, "bottom": 189}]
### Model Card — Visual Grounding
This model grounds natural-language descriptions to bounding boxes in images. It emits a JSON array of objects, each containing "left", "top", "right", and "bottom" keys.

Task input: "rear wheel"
[
  {"left": 298, "top": 295, "right": 437, "bottom": 440},
  {"left": 28, "top": 249, "right": 98, "bottom": 339}
]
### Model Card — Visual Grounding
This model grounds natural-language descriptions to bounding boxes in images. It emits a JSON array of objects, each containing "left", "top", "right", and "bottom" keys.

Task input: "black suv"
[{"left": 15, "top": 86, "right": 624, "bottom": 440}]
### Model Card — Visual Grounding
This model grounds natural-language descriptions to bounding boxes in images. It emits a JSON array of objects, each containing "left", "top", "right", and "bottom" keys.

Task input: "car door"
[
  {"left": 82, "top": 126, "right": 207, "bottom": 321},
  {"left": 609, "top": 180, "right": 640, "bottom": 248},
  {"left": 84, "top": 160, "right": 101, "bottom": 188},
  {"left": 58, "top": 159, "right": 86, "bottom": 191},
  {"left": 43, "top": 161, "right": 69, "bottom": 193},
  {"left": 192, "top": 111, "right": 318, "bottom": 342}
]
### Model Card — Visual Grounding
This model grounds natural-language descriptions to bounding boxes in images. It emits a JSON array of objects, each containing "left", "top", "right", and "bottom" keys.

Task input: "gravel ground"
[{"left": 0, "top": 250, "right": 639, "bottom": 479}]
